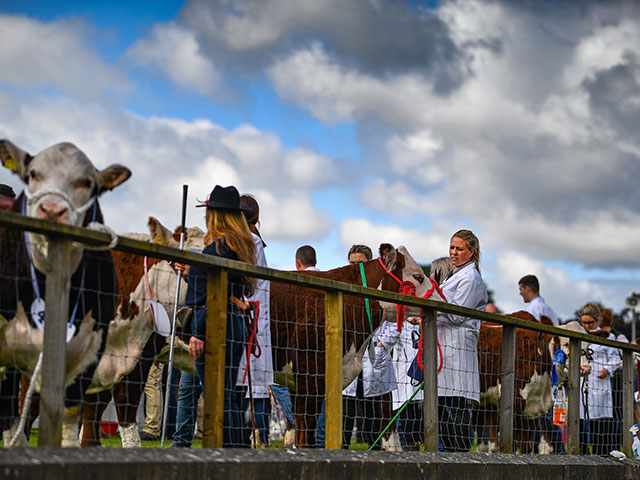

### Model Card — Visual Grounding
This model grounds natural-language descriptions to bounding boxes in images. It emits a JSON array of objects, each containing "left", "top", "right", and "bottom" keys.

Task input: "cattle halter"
[
  {"left": 24, "top": 186, "right": 97, "bottom": 225},
  {"left": 376, "top": 257, "right": 447, "bottom": 332}
]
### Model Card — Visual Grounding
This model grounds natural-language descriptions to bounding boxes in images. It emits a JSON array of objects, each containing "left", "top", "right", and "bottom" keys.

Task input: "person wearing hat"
[
  {"left": 0, "top": 184, "right": 16, "bottom": 211},
  {"left": 172, "top": 185, "right": 256, "bottom": 448}
]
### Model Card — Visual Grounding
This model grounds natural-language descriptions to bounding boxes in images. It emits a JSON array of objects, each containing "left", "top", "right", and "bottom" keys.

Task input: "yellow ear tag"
[{"left": 3, "top": 156, "right": 18, "bottom": 172}]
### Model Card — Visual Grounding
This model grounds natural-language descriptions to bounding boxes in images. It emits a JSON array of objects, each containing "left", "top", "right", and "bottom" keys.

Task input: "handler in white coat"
[
  {"left": 578, "top": 302, "right": 617, "bottom": 455},
  {"left": 437, "top": 229, "right": 487, "bottom": 452},
  {"left": 236, "top": 195, "right": 273, "bottom": 447}
]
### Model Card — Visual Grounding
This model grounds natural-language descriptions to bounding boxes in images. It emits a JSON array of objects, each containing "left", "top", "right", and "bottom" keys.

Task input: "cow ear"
[
  {"left": 383, "top": 246, "right": 405, "bottom": 272},
  {"left": 148, "top": 216, "right": 177, "bottom": 247},
  {"left": 97, "top": 164, "right": 131, "bottom": 194},
  {"left": 378, "top": 243, "right": 395, "bottom": 262},
  {"left": 0, "top": 140, "right": 32, "bottom": 177}
]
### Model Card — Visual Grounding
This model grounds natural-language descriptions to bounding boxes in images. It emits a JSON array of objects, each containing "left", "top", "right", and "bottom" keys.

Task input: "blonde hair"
[
  {"left": 452, "top": 229, "right": 481, "bottom": 272},
  {"left": 581, "top": 302, "right": 601, "bottom": 322},
  {"left": 204, "top": 209, "right": 256, "bottom": 292}
]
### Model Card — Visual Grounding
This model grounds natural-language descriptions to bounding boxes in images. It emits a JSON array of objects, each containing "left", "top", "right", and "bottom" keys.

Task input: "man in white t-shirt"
[
  {"left": 518, "top": 274, "right": 559, "bottom": 326},
  {"left": 518, "top": 274, "right": 563, "bottom": 454}
]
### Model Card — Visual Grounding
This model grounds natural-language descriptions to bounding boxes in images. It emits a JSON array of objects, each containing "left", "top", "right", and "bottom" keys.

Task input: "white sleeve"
[{"left": 439, "top": 276, "right": 486, "bottom": 327}]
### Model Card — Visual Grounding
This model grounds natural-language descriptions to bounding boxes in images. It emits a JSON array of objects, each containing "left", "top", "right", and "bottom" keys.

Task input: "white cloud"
[
  {"left": 0, "top": 93, "right": 333, "bottom": 242},
  {"left": 0, "top": 14, "right": 129, "bottom": 98},
  {"left": 126, "top": 22, "right": 221, "bottom": 97},
  {"left": 490, "top": 250, "right": 605, "bottom": 320},
  {"left": 339, "top": 218, "right": 450, "bottom": 264}
]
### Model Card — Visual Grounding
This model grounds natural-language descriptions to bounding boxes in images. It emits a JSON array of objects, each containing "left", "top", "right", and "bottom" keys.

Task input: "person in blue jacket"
[{"left": 172, "top": 185, "right": 256, "bottom": 447}]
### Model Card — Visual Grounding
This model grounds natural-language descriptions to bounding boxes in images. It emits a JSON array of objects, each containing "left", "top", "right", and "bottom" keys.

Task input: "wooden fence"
[{"left": 1, "top": 210, "right": 639, "bottom": 454}]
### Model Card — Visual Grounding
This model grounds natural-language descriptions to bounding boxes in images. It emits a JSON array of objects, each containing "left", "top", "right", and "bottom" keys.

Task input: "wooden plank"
[
  {"left": 202, "top": 268, "right": 228, "bottom": 448},
  {"left": 423, "top": 308, "right": 439, "bottom": 452},
  {"left": 566, "top": 337, "right": 581, "bottom": 455},
  {"left": 38, "top": 237, "right": 72, "bottom": 446},
  {"left": 499, "top": 324, "right": 515, "bottom": 453},
  {"left": 0, "top": 212, "right": 639, "bottom": 355},
  {"left": 324, "top": 291, "right": 343, "bottom": 449},
  {"left": 622, "top": 349, "right": 634, "bottom": 456}
]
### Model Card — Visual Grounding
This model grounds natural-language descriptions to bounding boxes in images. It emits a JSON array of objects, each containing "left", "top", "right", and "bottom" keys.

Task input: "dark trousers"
[
  {"left": 438, "top": 396, "right": 473, "bottom": 452},
  {"left": 580, "top": 418, "right": 616, "bottom": 455},
  {"left": 399, "top": 401, "right": 424, "bottom": 449}
]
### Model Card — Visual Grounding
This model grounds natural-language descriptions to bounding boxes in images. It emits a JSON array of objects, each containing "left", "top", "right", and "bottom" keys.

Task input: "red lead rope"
[
  {"left": 242, "top": 300, "right": 261, "bottom": 384},
  {"left": 376, "top": 256, "right": 447, "bottom": 373}
]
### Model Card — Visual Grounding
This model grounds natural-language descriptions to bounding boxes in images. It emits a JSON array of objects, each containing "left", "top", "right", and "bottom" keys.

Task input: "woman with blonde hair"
[
  {"left": 437, "top": 229, "right": 487, "bottom": 451},
  {"left": 579, "top": 302, "right": 617, "bottom": 455},
  {"left": 172, "top": 185, "right": 255, "bottom": 448}
]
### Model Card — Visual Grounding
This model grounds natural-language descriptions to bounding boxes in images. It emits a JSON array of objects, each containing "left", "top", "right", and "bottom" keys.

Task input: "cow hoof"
[
  {"left": 2, "top": 425, "right": 28, "bottom": 447},
  {"left": 284, "top": 429, "right": 295, "bottom": 448},
  {"left": 119, "top": 424, "right": 141, "bottom": 448}
]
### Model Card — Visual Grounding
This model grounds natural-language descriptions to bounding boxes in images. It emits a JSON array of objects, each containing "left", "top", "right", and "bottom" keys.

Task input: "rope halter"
[{"left": 377, "top": 257, "right": 446, "bottom": 332}]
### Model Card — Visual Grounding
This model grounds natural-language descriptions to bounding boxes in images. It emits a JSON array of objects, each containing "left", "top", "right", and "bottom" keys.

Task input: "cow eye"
[
  {"left": 82, "top": 178, "right": 93, "bottom": 189},
  {"left": 28, "top": 169, "right": 37, "bottom": 180},
  {"left": 413, "top": 274, "right": 424, "bottom": 284}
]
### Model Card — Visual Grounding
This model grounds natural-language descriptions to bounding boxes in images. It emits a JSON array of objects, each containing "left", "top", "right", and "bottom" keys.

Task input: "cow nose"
[{"left": 38, "top": 202, "right": 69, "bottom": 223}]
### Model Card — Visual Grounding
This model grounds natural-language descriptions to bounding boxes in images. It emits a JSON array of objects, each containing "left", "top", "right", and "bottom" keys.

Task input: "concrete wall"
[{"left": 1, "top": 449, "right": 639, "bottom": 480}]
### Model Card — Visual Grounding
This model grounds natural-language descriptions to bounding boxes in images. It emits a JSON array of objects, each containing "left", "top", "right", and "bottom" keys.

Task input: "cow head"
[
  {"left": 0, "top": 140, "right": 131, "bottom": 272},
  {"left": 147, "top": 216, "right": 205, "bottom": 251},
  {"left": 378, "top": 245, "right": 437, "bottom": 323}
]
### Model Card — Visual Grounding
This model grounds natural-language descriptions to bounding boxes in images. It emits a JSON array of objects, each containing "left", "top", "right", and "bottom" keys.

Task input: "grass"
[{"left": 3, "top": 430, "right": 375, "bottom": 449}]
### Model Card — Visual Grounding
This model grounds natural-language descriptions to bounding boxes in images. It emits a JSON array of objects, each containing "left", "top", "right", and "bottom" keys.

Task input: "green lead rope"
[
  {"left": 359, "top": 262, "right": 374, "bottom": 336},
  {"left": 368, "top": 381, "right": 425, "bottom": 451}
]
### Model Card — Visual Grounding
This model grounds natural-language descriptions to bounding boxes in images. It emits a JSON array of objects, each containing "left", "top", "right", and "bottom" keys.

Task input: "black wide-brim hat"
[{"left": 196, "top": 185, "right": 250, "bottom": 211}]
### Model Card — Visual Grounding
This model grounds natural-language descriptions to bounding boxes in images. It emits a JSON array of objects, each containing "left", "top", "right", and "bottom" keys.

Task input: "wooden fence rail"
[{"left": 1, "top": 210, "right": 639, "bottom": 453}]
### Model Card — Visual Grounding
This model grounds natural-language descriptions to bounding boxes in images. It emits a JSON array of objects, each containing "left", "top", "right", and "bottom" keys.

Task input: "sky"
[{"left": 1, "top": 0, "right": 639, "bottom": 321}]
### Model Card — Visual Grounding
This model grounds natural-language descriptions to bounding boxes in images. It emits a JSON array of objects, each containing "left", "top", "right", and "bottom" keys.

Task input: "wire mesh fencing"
[{"left": 0, "top": 213, "right": 639, "bottom": 454}]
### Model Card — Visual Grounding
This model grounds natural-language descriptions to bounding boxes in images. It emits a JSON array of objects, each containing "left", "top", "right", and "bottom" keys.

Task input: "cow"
[
  {"left": 270, "top": 245, "right": 434, "bottom": 448},
  {"left": 476, "top": 311, "right": 554, "bottom": 453},
  {"left": 17, "top": 219, "right": 199, "bottom": 447},
  {"left": 0, "top": 140, "right": 130, "bottom": 446},
  {"left": 77, "top": 219, "right": 200, "bottom": 447}
]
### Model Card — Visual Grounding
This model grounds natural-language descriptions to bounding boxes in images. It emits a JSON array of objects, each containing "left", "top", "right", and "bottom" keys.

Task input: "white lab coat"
[
  {"left": 343, "top": 320, "right": 400, "bottom": 398},
  {"left": 236, "top": 233, "right": 273, "bottom": 398},
  {"left": 437, "top": 261, "right": 487, "bottom": 402},
  {"left": 392, "top": 321, "right": 424, "bottom": 410},
  {"left": 579, "top": 336, "right": 620, "bottom": 420}
]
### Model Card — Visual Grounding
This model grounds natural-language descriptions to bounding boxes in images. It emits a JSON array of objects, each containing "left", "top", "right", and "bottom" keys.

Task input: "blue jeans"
[
  {"left": 271, "top": 384, "right": 294, "bottom": 427},
  {"left": 241, "top": 396, "right": 270, "bottom": 445},
  {"left": 317, "top": 401, "right": 325, "bottom": 448},
  {"left": 172, "top": 306, "right": 246, "bottom": 447},
  {"left": 172, "top": 371, "right": 201, "bottom": 447}
]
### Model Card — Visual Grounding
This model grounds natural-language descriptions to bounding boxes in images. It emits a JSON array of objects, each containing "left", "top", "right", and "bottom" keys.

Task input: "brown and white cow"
[
  {"left": 270, "top": 245, "right": 434, "bottom": 448},
  {"left": 477, "top": 311, "right": 554, "bottom": 453},
  {"left": 0, "top": 140, "right": 130, "bottom": 446},
  {"left": 78, "top": 219, "right": 200, "bottom": 447}
]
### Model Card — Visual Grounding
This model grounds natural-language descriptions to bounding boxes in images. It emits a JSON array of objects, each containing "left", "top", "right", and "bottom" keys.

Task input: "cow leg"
[
  {"left": 293, "top": 390, "right": 322, "bottom": 448},
  {"left": 80, "top": 390, "right": 112, "bottom": 446},
  {"left": 61, "top": 405, "right": 81, "bottom": 447},
  {"left": 1, "top": 368, "right": 27, "bottom": 447},
  {"left": 486, "top": 409, "right": 499, "bottom": 453},
  {"left": 516, "top": 416, "right": 538, "bottom": 454},
  {"left": 18, "top": 374, "right": 40, "bottom": 441}
]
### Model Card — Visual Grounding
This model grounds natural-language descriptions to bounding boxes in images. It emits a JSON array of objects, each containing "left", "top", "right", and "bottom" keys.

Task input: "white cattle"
[{"left": 0, "top": 139, "right": 130, "bottom": 446}]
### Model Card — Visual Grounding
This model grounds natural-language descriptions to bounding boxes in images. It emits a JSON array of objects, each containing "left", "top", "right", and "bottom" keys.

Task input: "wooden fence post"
[
  {"left": 202, "top": 268, "right": 228, "bottom": 448},
  {"left": 566, "top": 337, "right": 581, "bottom": 455},
  {"left": 499, "top": 324, "right": 516, "bottom": 453},
  {"left": 423, "top": 308, "right": 439, "bottom": 452},
  {"left": 38, "top": 237, "right": 72, "bottom": 446},
  {"left": 622, "top": 349, "right": 634, "bottom": 456},
  {"left": 325, "top": 291, "right": 343, "bottom": 449}
]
